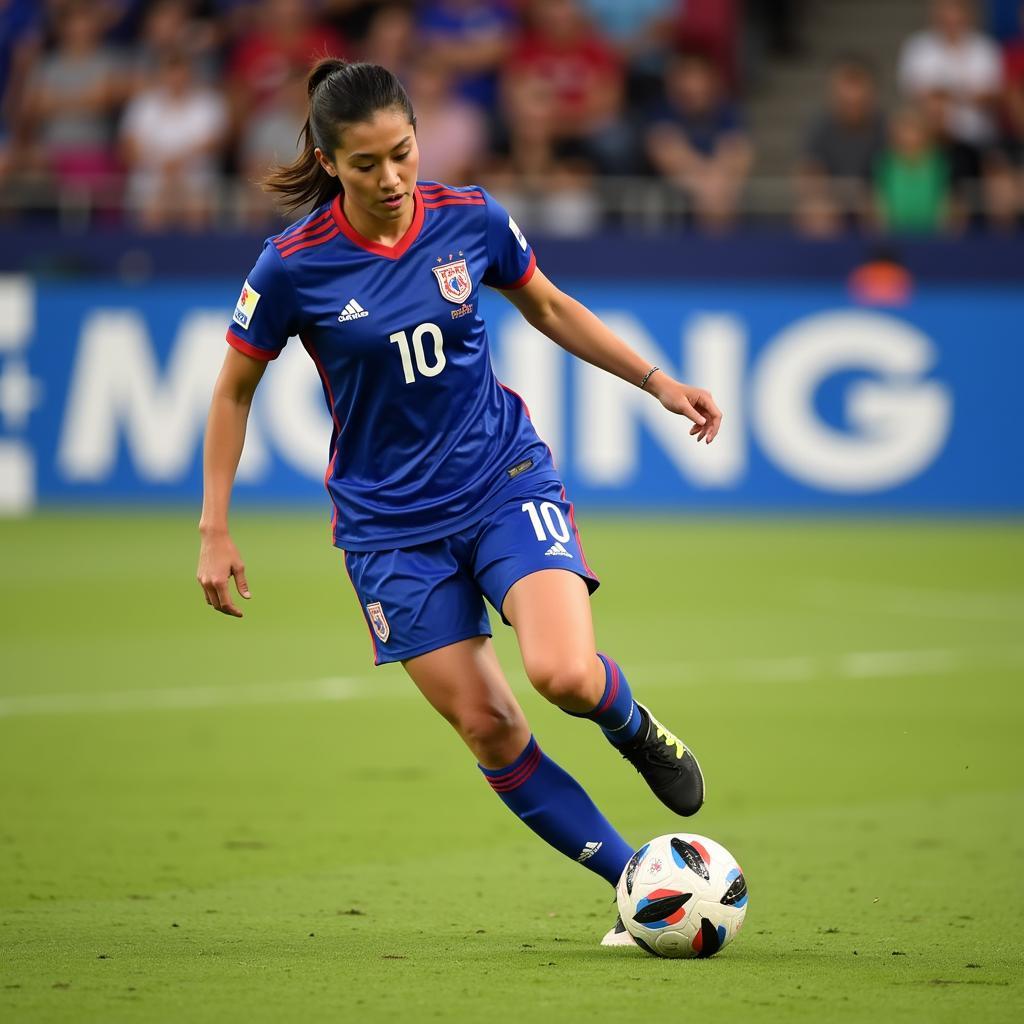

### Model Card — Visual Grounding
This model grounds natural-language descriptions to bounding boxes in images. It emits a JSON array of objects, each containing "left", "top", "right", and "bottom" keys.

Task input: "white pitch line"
[
  {"left": 837, "top": 648, "right": 961, "bottom": 678},
  {"left": 1, "top": 646, "right": 1021, "bottom": 720},
  {"left": 0, "top": 677, "right": 369, "bottom": 718},
  {"left": 630, "top": 644, "right": 1024, "bottom": 687}
]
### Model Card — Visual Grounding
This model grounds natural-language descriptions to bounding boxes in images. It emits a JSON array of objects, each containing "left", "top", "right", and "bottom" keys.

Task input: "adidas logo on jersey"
[
  {"left": 544, "top": 542, "right": 573, "bottom": 559},
  {"left": 338, "top": 299, "right": 369, "bottom": 322}
]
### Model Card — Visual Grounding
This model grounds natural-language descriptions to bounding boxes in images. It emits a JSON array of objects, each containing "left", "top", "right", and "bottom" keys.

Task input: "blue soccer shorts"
[{"left": 343, "top": 483, "right": 600, "bottom": 665}]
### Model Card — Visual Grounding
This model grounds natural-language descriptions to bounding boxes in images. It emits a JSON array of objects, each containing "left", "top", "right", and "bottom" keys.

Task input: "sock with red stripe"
[
  {"left": 479, "top": 736, "right": 634, "bottom": 886},
  {"left": 564, "top": 652, "right": 643, "bottom": 748}
]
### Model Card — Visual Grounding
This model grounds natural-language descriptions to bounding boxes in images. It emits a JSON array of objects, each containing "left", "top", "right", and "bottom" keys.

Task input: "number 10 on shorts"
[{"left": 522, "top": 501, "right": 570, "bottom": 543}]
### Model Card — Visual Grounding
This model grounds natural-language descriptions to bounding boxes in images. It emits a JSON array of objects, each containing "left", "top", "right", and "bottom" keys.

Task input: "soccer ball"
[{"left": 616, "top": 833, "right": 748, "bottom": 958}]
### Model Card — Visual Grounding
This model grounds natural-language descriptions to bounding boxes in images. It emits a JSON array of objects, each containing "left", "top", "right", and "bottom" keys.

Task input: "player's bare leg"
[
  {"left": 503, "top": 569, "right": 605, "bottom": 713},
  {"left": 504, "top": 569, "right": 705, "bottom": 817},
  {"left": 401, "top": 635, "right": 635, "bottom": 886},
  {"left": 402, "top": 635, "right": 529, "bottom": 768}
]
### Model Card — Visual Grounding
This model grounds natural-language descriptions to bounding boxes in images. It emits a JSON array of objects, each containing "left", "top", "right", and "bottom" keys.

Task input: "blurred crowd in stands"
[
  {"left": 0, "top": 0, "right": 1022, "bottom": 235},
  {"left": 798, "top": 0, "right": 1024, "bottom": 235}
]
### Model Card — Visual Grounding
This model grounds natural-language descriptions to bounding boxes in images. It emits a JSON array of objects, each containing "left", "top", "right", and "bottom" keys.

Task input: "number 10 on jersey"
[
  {"left": 522, "top": 501, "right": 571, "bottom": 543},
  {"left": 390, "top": 323, "right": 446, "bottom": 384}
]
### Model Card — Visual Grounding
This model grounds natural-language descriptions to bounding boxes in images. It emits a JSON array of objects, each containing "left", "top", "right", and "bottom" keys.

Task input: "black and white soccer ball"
[{"left": 616, "top": 833, "right": 748, "bottom": 958}]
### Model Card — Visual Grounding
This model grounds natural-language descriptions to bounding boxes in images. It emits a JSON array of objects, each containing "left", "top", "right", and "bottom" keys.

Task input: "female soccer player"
[{"left": 197, "top": 60, "right": 723, "bottom": 945}]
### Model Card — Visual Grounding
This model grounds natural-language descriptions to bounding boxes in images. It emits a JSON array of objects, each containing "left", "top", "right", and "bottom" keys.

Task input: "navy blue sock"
[
  {"left": 565, "top": 653, "right": 643, "bottom": 748},
  {"left": 479, "top": 736, "right": 634, "bottom": 886}
]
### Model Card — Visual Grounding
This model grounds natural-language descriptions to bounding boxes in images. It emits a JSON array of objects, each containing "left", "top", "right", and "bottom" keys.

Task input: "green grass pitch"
[{"left": 1, "top": 512, "right": 1022, "bottom": 1023}]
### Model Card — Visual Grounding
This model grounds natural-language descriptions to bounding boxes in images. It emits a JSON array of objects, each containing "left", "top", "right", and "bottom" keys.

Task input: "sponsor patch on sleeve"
[
  {"left": 508, "top": 215, "right": 528, "bottom": 252},
  {"left": 232, "top": 279, "right": 261, "bottom": 330}
]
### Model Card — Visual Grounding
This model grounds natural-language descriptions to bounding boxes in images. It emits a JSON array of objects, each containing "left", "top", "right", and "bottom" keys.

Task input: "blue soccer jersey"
[{"left": 225, "top": 182, "right": 561, "bottom": 551}]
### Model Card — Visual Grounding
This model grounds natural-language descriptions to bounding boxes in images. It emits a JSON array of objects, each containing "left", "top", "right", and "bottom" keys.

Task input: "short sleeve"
[
  {"left": 225, "top": 240, "right": 301, "bottom": 361},
  {"left": 481, "top": 190, "right": 537, "bottom": 290}
]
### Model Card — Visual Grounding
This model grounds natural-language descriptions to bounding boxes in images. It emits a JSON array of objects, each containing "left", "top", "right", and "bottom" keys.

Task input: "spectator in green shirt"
[{"left": 875, "top": 104, "right": 952, "bottom": 233}]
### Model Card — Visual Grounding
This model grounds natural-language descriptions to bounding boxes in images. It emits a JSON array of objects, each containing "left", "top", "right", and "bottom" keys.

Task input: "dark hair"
[{"left": 262, "top": 58, "right": 416, "bottom": 212}]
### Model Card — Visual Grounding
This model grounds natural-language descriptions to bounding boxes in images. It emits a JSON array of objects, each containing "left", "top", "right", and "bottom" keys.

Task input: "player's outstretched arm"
[
  {"left": 499, "top": 267, "right": 723, "bottom": 444},
  {"left": 197, "top": 347, "right": 268, "bottom": 617}
]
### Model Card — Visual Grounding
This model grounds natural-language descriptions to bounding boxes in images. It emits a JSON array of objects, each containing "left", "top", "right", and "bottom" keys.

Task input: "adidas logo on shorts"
[
  {"left": 338, "top": 298, "right": 369, "bottom": 322},
  {"left": 544, "top": 542, "right": 573, "bottom": 558}
]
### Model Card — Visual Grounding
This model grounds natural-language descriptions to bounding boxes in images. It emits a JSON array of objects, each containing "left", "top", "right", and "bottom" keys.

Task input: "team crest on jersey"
[
  {"left": 366, "top": 601, "right": 390, "bottom": 643},
  {"left": 432, "top": 258, "right": 472, "bottom": 303}
]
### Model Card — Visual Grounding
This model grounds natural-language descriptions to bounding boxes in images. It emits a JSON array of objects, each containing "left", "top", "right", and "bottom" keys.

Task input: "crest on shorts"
[
  {"left": 366, "top": 601, "right": 390, "bottom": 643},
  {"left": 432, "top": 258, "right": 472, "bottom": 303}
]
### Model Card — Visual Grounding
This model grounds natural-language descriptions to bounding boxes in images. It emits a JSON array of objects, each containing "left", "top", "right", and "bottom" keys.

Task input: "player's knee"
[
  {"left": 526, "top": 656, "right": 594, "bottom": 706},
  {"left": 455, "top": 704, "right": 522, "bottom": 762}
]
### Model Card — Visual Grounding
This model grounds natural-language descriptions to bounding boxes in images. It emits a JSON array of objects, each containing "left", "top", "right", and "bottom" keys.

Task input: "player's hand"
[
  {"left": 196, "top": 531, "right": 250, "bottom": 617},
  {"left": 650, "top": 376, "right": 723, "bottom": 444}
]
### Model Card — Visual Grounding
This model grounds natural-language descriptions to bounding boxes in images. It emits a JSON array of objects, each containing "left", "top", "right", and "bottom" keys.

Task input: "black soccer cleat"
[{"left": 620, "top": 704, "right": 705, "bottom": 816}]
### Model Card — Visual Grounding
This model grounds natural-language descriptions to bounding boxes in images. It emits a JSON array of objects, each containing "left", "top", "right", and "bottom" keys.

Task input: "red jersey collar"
[{"left": 330, "top": 187, "right": 424, "bottom": 259}]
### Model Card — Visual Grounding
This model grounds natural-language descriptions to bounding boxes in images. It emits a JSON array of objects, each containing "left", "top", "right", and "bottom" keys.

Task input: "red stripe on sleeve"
[
  {"left": 418, "top": 186, "right": 483, "bottom": 200},
  {"left": 499, "top": 250, "right": 537, "bottom": 290},
  {"left": 275, "top": 219, "right": 336, "bottom": 253},
  {"left": 421, "top": 198, "right": 486, "bottom": 208},
  {"left": 226, "top": 328, "right": 280, "bottom": 361},
  {"left": 273, "top": 209, "right": 333, "bottom": 247},
  {"left": 278, "top": 225, "right": 341, "bottom": 259}
]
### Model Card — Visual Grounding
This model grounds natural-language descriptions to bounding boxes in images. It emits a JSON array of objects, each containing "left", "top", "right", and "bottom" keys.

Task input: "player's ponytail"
[{"left": 262, "top": 58, "right": 416, "bottom": 213}]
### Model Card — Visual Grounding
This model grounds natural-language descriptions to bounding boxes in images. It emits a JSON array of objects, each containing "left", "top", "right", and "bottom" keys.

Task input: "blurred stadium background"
[
  {"left": 1, "top": 0, "right": 1023, "bottom": 514},
  {"left": 2, "top": 1, "right": 1023, "bottom": 1022}
]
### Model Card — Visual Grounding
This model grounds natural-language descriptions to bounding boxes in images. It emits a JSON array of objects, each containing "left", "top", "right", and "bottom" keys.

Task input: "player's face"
[{"left": 322, "top": 107, "right": 419, "bottom": 229}]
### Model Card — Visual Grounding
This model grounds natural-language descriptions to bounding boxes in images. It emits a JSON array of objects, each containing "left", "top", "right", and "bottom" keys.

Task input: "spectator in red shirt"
[
  {"left": 503, "top": 0, "right": 630, "bottom": 173},
  {"left": 673, "top": 0, "right": 740, "bottom": 90},
  {"left": 227, "top": 0, "right": 347, "bottom": 118}
]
